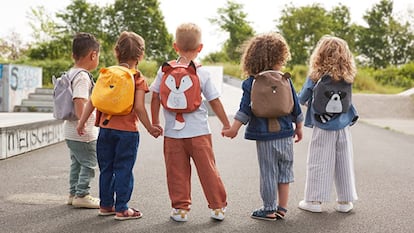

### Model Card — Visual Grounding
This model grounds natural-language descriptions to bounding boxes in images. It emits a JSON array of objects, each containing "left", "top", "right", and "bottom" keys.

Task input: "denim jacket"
[
  {"left": 298, "top": 77, "right": 358, "bottom": 130},
  {"left": 234, "top": 75, "right": 304, "bottom": 141}
]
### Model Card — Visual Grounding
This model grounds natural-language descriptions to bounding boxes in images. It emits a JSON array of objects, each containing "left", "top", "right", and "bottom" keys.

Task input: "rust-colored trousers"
[{"left": 164, "top": 135, "right": 227, "bottom": 210}]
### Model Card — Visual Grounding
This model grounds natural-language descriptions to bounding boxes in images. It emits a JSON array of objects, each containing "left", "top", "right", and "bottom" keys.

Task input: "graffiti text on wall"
[
  {"left": 5, "top": 123, "right": 64, "bottom": 156},
  {"left": 9, "top": 66, "right": 41, "bottom": 91}
]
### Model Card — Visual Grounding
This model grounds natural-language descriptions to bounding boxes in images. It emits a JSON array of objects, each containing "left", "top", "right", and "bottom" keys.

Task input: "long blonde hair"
[{"left": 308, "top": 35, "right": 356, "bottom": 83}]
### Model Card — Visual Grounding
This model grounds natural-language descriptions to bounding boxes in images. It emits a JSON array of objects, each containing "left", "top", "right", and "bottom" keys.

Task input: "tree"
[
  {"left": 209, "top": 0, "right": 255, "bottom": 63},
  {"left": 0, "top": 31, "right": 27, "bottom": 61},
  {"left": 106, "top": 0, "right": 175, "bottom": 63},
  {"left": 328, "top": 4, "right": 357, "bottom": 51},
  {"left": 56, "top": 0, "right": 104, "bottom": 36},
  {"left": 356, "top": 0, "right": 414, "bottom": 68},
  {"left": 277, "top": 4, "right": 332, "bottom": 65}
]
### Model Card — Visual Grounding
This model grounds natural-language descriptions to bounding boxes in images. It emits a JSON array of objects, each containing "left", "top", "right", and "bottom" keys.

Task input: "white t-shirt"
[
  {"left": 150, "top": 65, "right": 220, "bottom": 138},
  {"left": 63, "top": 69, "right": 98, "bottom": 142}
]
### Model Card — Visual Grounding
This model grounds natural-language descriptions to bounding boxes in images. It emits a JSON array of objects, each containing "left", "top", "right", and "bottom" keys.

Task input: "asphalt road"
[{"left": 0, "top": 116, "right": 413, "bottom": 233}]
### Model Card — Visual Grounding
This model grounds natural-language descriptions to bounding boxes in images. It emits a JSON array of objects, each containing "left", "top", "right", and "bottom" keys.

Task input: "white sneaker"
[
  {"left": 298, "top": 200, "right": 322, "bottom": 213},
  {"left": 335, "top": 202, "right": 353, "bottom": 213},
  {"left": 211, "top": 207, "right": 226, "bottom": 221},
  {"left": 72, "top": 195, "right": 100, "bottom": 209},
  {"left": 170, "top": 208, "right": 188, "bottom": 222},
  {"left": 67, "top": 194, "right": 75, "bottom": 205}
]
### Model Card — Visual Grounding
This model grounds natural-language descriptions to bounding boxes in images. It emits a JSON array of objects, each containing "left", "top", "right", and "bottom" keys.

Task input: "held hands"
[
  {"left": 222, "top": 127, "right": 238, "bottom": 139},
  {"left": 149, "top": 124, "right": 163, "bottom": 138}
]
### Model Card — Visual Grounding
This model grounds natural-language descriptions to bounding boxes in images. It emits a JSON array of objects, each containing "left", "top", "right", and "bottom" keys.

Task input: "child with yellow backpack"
[{"left": 77, "top": 31, "right": 161, "bottom": 220}]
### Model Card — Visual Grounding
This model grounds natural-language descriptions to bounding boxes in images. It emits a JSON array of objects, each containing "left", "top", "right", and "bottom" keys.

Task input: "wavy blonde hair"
[
  {"left": 241, "top": 32, "right": 291, "bottom": 76},
  {"left": 308, "top": 35, "right": 356, "bottom": 83}
]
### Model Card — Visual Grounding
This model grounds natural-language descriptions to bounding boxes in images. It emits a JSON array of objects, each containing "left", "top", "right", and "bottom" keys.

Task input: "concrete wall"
[
  {"left": 0, "top": 64, "right": 42, "bottom": 112},
  {"left": 0, "top": 114, "right": 64, "bottom": 160}
]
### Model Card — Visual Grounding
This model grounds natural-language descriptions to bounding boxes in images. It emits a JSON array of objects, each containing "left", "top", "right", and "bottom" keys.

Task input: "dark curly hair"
[{"left": 241, "top": 32, "right": 290, "bottom": 77}]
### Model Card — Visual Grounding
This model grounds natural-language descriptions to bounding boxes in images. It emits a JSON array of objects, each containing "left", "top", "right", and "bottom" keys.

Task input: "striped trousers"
[
  {"left": 304, "top": 126, "right": 358, "bottom": 202},
  {"left": 256, "top": 137, "right": 294, "bottom": 211}
]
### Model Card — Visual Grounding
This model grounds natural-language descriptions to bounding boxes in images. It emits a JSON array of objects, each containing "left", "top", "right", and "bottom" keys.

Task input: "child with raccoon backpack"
[
  {"left": 150, "top": 22, "right": 231, "bottom": 222},
  {"left": 222, "top": 32, "right": 304, "bottom": 221},
  {"left": 77, "top": 31, "right": 161, "bottom": 220},
  {"left": 297, "top": 35, "right": 359, "bottom": 213}
]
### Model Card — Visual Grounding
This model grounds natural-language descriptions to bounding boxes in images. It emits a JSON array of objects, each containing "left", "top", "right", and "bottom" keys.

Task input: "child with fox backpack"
[
  {"left": 150, "top": 22, "right": 231, "bottom": 222},
  {"left": 222, "top": 32, "right": 304, "bottom": 221},
  {"left": 65, "top": 32, "right": 100, "bottom": 209},
  {"left": 77, "top": 31, "right": 161, "bottom": 220},
  {"left": 297, "top": 35, "right": 359, "bottom": 213}
]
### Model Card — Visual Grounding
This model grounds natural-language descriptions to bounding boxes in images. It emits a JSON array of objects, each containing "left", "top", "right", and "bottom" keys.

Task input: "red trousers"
[{"left": 164, "top": 135, "right": 227, "bottom": 210}]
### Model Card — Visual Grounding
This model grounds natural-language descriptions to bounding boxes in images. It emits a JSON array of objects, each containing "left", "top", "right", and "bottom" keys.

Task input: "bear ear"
[
  {"left": 283, "top": 72, "right": 291, "bottom": 79},
  {"left": 162, "top": 62, "right": 172, "bottom": 72}
]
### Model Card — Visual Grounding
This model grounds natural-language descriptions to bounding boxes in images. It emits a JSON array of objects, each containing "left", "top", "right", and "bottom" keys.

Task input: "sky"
[{"left": 0, "top": 0, "right": 413, "bottom": 58}]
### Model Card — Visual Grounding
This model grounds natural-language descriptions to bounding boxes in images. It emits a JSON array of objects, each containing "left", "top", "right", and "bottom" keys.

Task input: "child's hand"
[
  {"left": 76, "top": 122, "right": 86, "bottom": 136},
  {"left": 222, "top": 128, "right": 237, "bottom": 139},
  {"left": 149, "top": 125, "right": 163, "bottom": 138},
  {"left": 294, "top": 127, "right": 303, "bottom": 143}
]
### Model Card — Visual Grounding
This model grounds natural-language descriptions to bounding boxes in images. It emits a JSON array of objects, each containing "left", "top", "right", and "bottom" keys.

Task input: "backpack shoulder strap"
[{"left": 68, "top": 68, "right": 94, "bottom": 88}]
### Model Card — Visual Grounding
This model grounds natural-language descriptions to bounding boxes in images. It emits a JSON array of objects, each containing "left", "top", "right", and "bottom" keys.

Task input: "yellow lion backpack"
[{"left": 91, "top": 65, "right": 135, "bottom": 125}]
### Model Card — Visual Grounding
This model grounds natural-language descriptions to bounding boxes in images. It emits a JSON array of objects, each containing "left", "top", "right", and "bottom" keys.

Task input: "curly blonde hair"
[
  {"left": 241, "top": 32, "right": 291, "bottom": 76},
  {"left": 308, "top": 35, "right": 356, "bottom": 83},
  {"left": 175, "top": 23, "right": 202, "bottom": 52}
]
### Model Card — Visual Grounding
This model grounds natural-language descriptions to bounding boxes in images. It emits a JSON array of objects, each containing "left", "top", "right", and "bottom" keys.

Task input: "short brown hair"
[
  {"left": 114, "top": 31, "right": 145, "bottom": 64},
  {"left": 241, "top": 32, "right": 290, "bottom": 76},
  {"left": 72, "top": 32, "right": 100, "bottom": 61},
  {"left": 175, "top": 23, "right": 202, "bottom": 52}
]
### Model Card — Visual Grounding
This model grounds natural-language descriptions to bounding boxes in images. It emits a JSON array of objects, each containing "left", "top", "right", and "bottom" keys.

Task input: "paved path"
[
  {"left": 1, "top": 81, "right": 414, "bottom": 232},
  {"left": 0, "top": 114, "right": 413, "bottom": 233}
]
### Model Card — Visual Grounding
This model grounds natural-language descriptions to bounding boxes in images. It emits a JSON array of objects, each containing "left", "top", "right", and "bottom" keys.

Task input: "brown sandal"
[
  {"left": 99, "top": 206, "right": 116, "bottom": 216},
  {"left": 114, "top": 208, "right": 142, "bottom": 220}
]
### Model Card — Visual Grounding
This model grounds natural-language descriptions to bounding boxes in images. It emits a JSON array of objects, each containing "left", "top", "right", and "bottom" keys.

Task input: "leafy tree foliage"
[
  {"left": 277, "top": 4, "right": 333, "bottom": 65},
  {"left": 106, "top": 0, "right": 175, "bottom": 63},
  {"left": 356, "top": 0, "right": 414, "bottom": 68},
  {"left": 209, "top": 0, "right": 255, "bottom": 63},
  {"left": 328, "top": 4, "right": 357, "bottom": 51},
  {"left": 0, "top": 32, "right": 27, "bottom": 61},
  {"left": 26, "top": 0, "right": 174, "bottom": 66}
]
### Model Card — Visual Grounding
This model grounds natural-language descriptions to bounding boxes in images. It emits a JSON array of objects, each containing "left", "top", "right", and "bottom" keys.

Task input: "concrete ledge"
[{"left": 0, "top": 113, "right": 64, "bottom": 159}]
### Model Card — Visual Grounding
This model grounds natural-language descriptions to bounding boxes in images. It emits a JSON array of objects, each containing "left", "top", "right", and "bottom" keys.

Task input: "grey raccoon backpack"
[
  {"left": 52, "top": 68, "right": 93, "bottom": 120},
  {"left": 250, "top": 70, "right": 294, "bottom": 118},
  {"left": 312, "top": 75, "right": 352, "bottom": 114}
]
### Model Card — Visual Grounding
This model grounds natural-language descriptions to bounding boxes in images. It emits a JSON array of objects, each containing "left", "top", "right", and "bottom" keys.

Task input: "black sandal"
[
  {"left": 276, "top": 206, "right": 287, "bottom": 220},
  {"left": 251, "top": 208, "right": 277, "bottom": 221}
]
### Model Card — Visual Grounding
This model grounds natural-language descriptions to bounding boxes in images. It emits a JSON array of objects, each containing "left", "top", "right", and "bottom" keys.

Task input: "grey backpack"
[
  {"left": 312, "top": 75, "right": 352, "bottom": 114},
  {"left": 52, "top": 68, "right": 92, "bottom": 120}
]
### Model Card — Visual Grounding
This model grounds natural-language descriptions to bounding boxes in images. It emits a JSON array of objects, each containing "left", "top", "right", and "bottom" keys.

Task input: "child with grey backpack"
[{"left": 63, "top": 32, "right": 100, "bottom": 208}]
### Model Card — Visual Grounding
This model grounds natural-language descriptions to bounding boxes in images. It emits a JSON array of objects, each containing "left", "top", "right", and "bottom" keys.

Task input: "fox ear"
[
  {"left": 188, "top": 61, "right": 197, "bottom": 74},
  {"left": 162, "top": 62, "right": 172, "bottom": 72}
]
